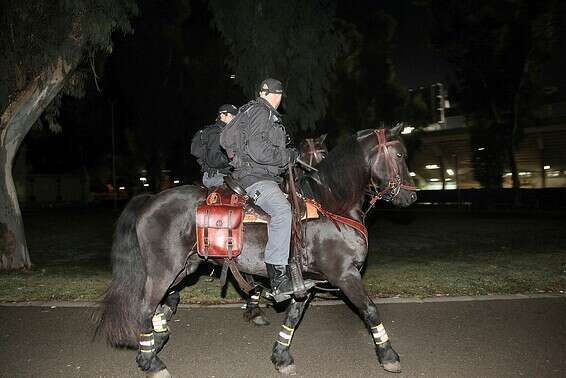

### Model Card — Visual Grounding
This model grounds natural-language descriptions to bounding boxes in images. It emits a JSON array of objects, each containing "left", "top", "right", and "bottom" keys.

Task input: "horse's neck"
[{"left": 306, "top": 160, "right": 369, "bottom": 221}]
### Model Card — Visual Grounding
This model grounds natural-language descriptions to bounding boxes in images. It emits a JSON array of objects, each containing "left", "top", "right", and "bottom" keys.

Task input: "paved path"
[{"left": 1, "top": 297, "right": 565, "bottom": 377}]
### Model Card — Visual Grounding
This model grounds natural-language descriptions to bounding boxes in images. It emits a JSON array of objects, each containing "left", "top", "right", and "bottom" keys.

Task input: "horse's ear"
[
  {"left": 388, "top": 123, "right": 403, "bottom": 138},
  {"left": 318, "top": 134, "right": 327, "bottom": 143}
]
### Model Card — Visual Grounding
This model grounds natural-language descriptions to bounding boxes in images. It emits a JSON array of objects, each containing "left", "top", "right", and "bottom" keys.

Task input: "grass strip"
[{"left": 1, "top": 251, "right": 564, "bottom": 303}]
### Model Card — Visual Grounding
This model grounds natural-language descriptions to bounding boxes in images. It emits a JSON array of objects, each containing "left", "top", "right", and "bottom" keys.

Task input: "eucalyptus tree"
[
  {"left": 208, "top": 0, "right": 341, "bottom": 132},
  {"left": 323, "top": 10, "right": 410, "bottom": 144},
  {"left": 0, "top": 0, "right": 137, "bottom": 270}
]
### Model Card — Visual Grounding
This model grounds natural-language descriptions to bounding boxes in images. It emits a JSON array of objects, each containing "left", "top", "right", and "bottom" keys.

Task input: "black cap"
[
  {"left": 218, "top": 104, "right": 238, "bottom": 116},
  {"left": 260, "top": 78, "right": 284, "bottom": 95}
]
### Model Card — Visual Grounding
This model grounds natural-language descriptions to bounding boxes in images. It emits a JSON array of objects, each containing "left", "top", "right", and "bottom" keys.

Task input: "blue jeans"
[
  {"left": 202, "top": 172, "right": 225, "bottom": 188},
  {"left": 245, "top": 180, "right": 291, "bottom": 266}
]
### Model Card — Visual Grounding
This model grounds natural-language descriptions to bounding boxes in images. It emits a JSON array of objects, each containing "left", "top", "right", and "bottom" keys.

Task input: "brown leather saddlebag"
[{"left": 196, "top": 203, "right": 243, "bottom": 259}]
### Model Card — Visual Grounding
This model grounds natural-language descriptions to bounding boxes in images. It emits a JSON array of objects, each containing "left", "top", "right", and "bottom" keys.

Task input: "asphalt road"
[{"left": 0, "top": 297, "right": 565, "bottom": 378}]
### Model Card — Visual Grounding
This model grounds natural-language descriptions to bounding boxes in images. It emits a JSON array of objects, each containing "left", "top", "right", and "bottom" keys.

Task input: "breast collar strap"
[{"left": 305, "top": 198, "right": 368, "bottom": 246}]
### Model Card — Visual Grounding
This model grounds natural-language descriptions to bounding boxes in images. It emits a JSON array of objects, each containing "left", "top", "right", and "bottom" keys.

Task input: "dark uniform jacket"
[
  {"left": 233, "top": 98, "right": 291, "bottom": 188},
  {"left": 199, "top": 122, "right": 231, "bottom": 175}
]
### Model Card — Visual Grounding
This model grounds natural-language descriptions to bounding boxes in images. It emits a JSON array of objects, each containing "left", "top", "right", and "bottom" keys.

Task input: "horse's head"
[
  {"left": 362, "top": 124, "right": 417, "bottom": 207},
  {"left": 298, "top": 134, "right": 328, "bottom": 167}
]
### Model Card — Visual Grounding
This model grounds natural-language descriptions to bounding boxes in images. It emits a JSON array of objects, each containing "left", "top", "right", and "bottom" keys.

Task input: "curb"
[{"left": 1, "top": 293, "right": 565, "bottom": 309}]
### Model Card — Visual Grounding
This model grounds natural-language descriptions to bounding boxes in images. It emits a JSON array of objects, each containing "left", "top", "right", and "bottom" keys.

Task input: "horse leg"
[
  {"left": 243, "top": 274, "right": 269, "bottom": 326},
  {"left": 149, "top": 290, "right": 181, "bottom": 354},
  {"left": 135, "top": 271, "right": 189, "bottom": 377},
  {"left": 136, "top": 308, "right": 171, "bottom": 378},
  {"left": 271, "top": 295, "right": 311, "bottom": 375},
  {"left": 160, "top": 290, "right": 181, "bottom": 321},
  {"left": 330, "top": 269, "right": 401, "bottom": 373}
]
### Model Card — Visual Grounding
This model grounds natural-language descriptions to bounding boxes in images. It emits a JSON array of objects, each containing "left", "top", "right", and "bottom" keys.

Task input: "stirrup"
[{"left": 288, "top": 259, "right": 312, "bottom": 299}]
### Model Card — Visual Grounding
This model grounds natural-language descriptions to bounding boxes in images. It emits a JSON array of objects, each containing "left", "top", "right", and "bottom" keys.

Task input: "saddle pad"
[
  {"left": 206, "top": 190, "right": 246, "bottom": 207},
  {"left": 195, "top": 204, "right": 243, "bottom": 259},
  {"left": 242, "top": 201, "right": 320, "bottom": 224}
]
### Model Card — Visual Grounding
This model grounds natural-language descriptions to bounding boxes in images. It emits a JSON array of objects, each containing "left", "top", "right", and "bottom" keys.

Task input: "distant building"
[{"left": 407, "top": 102, "right": 566, "bottom": 189}]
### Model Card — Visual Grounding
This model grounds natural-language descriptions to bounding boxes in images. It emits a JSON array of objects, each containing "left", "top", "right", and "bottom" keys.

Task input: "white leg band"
[
  {"left": 152, "top": 313, "right": 168, "bottom": 333},
  {"left": 371, "top": 323, "right": 390, "bottom": 345},
  {"left": 276, "top": 325, "right": 295, "bottom": 347}
]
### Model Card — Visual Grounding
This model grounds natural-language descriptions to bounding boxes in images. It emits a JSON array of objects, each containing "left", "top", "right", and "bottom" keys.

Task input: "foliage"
[
  {"left": 322, "top": 8, "right": 420, "bottom": 147},
  {"left": 208, "top": 0, "right": 341, "bottom": 131},
  {"left": 422, "top": 0, "right": 558, "bottom": 188},
  {"left": 0, "top": 0, "right": 138, "bottom": 116}
]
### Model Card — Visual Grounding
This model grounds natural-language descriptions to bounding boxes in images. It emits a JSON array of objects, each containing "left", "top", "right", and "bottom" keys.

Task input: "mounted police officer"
[
  {"left": 221, "top": 78, "right": 311, "bottom": 302},
  {"left": 191, "top": 104, "right": 238, "bottom": 188}
]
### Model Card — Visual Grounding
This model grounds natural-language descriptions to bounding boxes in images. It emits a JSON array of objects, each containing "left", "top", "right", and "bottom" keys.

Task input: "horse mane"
[{"left": 300, "top": 133, "right": 369, "bottom": 215}]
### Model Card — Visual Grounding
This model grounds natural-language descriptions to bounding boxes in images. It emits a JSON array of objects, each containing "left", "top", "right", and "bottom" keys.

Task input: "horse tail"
[{"left": 94, "top": 193, "right": 153, "bottom": 348}]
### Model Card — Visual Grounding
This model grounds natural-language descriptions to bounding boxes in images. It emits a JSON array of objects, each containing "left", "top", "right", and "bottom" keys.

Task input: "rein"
[
  {"left": 305, "top": 138, "right": 327, "bottom": 166},
  {"left": 363, "top": 129, "right": 416, "bottom": 220}
]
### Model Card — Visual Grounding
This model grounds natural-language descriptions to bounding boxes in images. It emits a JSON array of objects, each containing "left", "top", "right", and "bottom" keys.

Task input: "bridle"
[{"left": 363, "top": 128, "right": 416, "bottom": 218}]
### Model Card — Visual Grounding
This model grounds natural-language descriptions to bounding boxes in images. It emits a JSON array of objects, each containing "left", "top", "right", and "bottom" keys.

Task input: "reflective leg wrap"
[
  {"left": 371, "top": 323, "right": 390, "bottom": 345},
  {"left": 152, "top": 313, "right": 168, "bottom": 333},
  {"left": 276, "top": 325, "right": 295, "bottom": 347},
  {"left": 249, "top": 294, "right": 260, "bottom": 306},
  {"left": 139, "top": 332, "right": 156, "bottom": 354}
]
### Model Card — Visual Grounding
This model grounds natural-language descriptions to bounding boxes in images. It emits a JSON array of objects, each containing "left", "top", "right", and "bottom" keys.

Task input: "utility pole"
[
  {"left": 110, "top": 100, "right": 117, "bottom": 210},
  {"left": 454, "top": 154, "right": 461, "bottom": 208}
]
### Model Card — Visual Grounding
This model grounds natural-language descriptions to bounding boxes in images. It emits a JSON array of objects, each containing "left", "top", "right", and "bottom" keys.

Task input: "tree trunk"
[
  {"left": 0, "top": 56, "right": 78, "bottom": 270},
  {"left": 507, "top": 144, "right": 520, "bottom": 189}
]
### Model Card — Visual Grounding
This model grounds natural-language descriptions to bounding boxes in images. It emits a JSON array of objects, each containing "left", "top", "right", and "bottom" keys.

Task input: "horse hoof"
[
  {"left": 277, "top": 364, "right": 297, "bottom": 375},
  {"left": 252, "top": 315, "right": 270, "bottom": 326},
  {"left": 147, "top": 368, "right": 171, "bottom": 378},
  {"left": 382, "top": 361, "right": 401, "bottom": 373}
]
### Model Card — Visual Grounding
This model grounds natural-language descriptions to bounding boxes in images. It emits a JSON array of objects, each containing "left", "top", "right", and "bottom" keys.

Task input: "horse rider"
[
  {"left": 225, "top": 78, "right": 312, "bottom": 302},
  {"left": 191, "top": 104, "right": 238, "bottom": 188}
]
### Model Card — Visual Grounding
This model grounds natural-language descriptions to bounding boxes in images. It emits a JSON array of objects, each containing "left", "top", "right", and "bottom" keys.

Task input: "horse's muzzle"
[{"left": 392, "top": 189, "right": 417, "bottom": 207}]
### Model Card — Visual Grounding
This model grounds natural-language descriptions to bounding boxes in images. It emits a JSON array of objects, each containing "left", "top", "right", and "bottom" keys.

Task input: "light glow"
[
  {"left": 544, "top": 165, "right": 550, "bottom": 170},
  {"left": 446, "top": 169, "right": 454, "bottom": 176},
  {"left": 143, "top": 183, "right": 149, "bottom": 187},
  {"left": 429, "top": 178, "right": 440, "bottom": 182},
  {"left": 139, "top": 177, "right": 147, "bottom": 182},
  {"left": 119, "top": 186, "right": 125, "bottom": 190},
  {"left": 173, "top": 180, "right": 180, "bottom": 184},
  {"left": 425, "top": 164, "right": 439, "bottom": 170},
  {"left": 401, "top": 126, "right": 414, "bottom": 135},
  {"left": 477, "top": 147, "right": 485, "bottom": 151},
  {"left": 409, "top": 172, "right": 416, "bottom": 177}
]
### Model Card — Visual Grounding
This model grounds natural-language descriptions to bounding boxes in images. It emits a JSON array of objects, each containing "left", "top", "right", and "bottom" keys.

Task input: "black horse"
[{"left": 96, "top": 125, "right": 416, "bottom": 377}]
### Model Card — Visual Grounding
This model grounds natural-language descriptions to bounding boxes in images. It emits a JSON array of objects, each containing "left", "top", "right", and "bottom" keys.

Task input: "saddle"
[{"left": 195, "top": 186, "right": 320, "bottom": 260}]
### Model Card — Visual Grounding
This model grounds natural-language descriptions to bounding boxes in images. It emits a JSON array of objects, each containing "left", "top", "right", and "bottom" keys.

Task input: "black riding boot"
[
  {"left": 266, "top": 263, "right": 316, "bottom": 302},
  {"left": 265, "top": 264, "right": 295, "bottom": 302}
]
